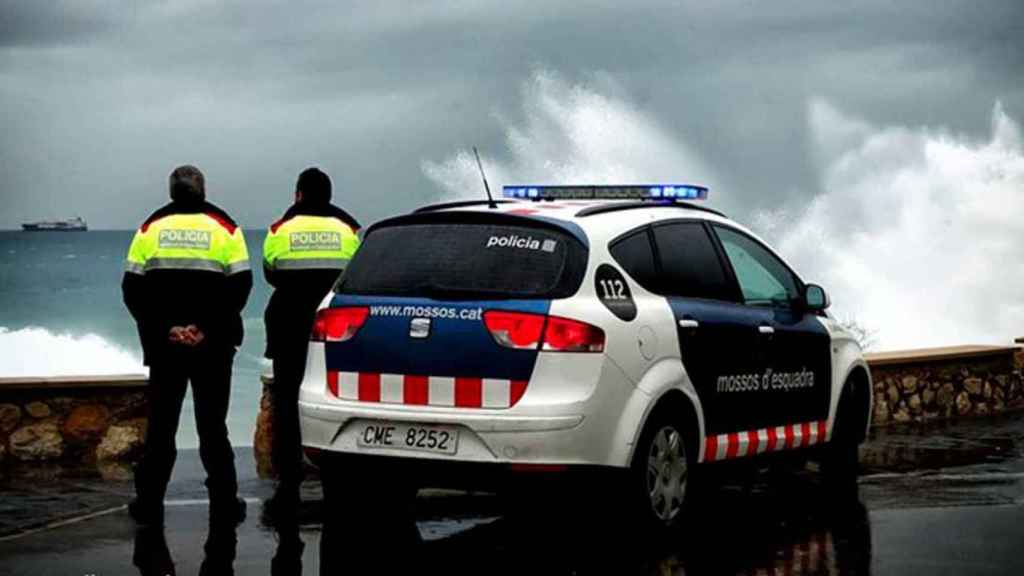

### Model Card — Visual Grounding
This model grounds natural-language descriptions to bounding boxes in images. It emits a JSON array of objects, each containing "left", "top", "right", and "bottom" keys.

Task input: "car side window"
[
  {"left": 651, "top": 222, "right": 735, "bottom": 301},
  {"left": 609, "top": 228, "right": 660, "bottom": 293},
  {"left": 713, "top": 226, "right": 800, "bottom": 307}
]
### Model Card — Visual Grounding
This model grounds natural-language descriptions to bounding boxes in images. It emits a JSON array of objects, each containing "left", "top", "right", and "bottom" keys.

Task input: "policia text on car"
[
  {"left": 122, "top": 165, "right": 252, "bottom": 526},
  {"left": 262, "top": 167, "right": 360, "bottom": 521}
]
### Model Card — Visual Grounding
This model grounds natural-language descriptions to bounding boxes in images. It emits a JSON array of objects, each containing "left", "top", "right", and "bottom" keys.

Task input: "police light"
[{"left": 501, "top": 184, "right": 708, "bottom": 201}]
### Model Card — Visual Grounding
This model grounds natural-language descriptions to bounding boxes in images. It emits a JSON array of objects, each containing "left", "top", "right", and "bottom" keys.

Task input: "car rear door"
[{"left": 710, "top": 225, "right": 832, "bottom": 438}]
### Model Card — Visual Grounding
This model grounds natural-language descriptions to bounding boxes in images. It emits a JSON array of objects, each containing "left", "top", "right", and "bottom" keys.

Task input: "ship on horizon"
[{"left": 21, "top": 217, "right": 88, "bottom": 232}]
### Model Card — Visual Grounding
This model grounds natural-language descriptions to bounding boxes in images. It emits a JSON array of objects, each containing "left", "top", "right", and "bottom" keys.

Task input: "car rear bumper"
[
  {"left": 298, "top": 343, "right": 638, "bottom": 468},
  {"left": 299, "top": 398, "right": 602, "bottom": 465},
  {"left": 300, "top": 400, "right": 583, "bottom": 433}
]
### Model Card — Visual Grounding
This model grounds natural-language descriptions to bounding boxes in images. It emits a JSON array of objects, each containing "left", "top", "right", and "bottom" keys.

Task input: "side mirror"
[{"left": 804, "top": 284, "right": 830, "bottom": 312}]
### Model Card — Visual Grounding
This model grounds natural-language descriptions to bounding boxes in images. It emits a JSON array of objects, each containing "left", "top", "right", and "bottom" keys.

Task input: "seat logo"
[
  {"left": 409, "top": 317, "right": 431, "bottom": 339},
  {"left": 289, "top": 231, "right": 342, "bottom": 252},
  {"left": 158, "top": 229, "right": 211, "bottom": 250}
]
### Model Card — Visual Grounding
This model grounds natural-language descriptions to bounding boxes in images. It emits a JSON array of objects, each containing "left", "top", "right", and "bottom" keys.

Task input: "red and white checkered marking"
[
  {"left": 327, "top": 371, "right": 528, "bottom": 409},
  {"left": 703, "top": 421, "right": 829, "bottom": 462}
]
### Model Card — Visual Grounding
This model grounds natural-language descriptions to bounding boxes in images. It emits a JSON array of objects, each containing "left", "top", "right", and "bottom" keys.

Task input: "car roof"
[
  {"left": 427, "top": 199, "right": 807, "bottom": 285},
  {"left": 416, "top": 199, "right": 743, "bottom": 245}
]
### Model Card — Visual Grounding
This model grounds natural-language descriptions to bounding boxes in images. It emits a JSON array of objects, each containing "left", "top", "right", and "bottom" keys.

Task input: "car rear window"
[
  {"left": 609, "top": 229, "right": 660, "bottom": 292},
  {"left": 338, "top": 220, "right": 588, "bottom": 299}
]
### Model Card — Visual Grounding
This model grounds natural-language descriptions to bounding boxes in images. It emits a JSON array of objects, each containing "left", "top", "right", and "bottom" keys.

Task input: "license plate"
[{"left": 355, "top": 422, "right": 459, "bottom": 455}]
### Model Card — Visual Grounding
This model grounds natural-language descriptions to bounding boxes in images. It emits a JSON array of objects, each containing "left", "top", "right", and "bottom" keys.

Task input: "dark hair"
[
  {"left": 169, "top": 165, "right": 206, "bottom": 203},
  {"left": 296, "top": 167, "right": 332, "bottom": 205}
]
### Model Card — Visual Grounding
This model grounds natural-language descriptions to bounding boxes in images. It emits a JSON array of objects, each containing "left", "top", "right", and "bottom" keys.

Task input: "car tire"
[
  {"left": 628, "top": 408, "right": 695, "bottom": 532},
  {"left": 822, "top": 381, "right": 864, "bottom": 486}
]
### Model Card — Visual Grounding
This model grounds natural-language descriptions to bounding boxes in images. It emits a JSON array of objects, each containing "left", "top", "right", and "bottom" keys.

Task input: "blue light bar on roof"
[{"left": 501, "top": 184, "right": 708, "bottom": 201}]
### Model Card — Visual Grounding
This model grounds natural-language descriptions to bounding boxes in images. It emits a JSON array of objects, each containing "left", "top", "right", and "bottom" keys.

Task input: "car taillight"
[
  {"left": 483, "top": 310, "right": 546, "bottom": 350},
  {"left": 542, "top": 316, "right": 605, "bottom": 353},
  {"left": 483, "top": 311, "right": 604, "bottom": 353},
  {"left": 311, "top": 307, "right": 369, "bottom": 342}
]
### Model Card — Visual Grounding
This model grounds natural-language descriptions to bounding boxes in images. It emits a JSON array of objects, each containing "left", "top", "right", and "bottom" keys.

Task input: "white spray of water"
[
  {"left": 423, "top": 72, "right": 1024, "bottom": 351},
  {"left": 422, "top": 71, "right": 716, "bottom": 197},
  {"left": 762, "top": 100, "right": 1024, "bottom": 350},
  {"left": 0, "top": 327, "right": 147, "bottom": 377}
]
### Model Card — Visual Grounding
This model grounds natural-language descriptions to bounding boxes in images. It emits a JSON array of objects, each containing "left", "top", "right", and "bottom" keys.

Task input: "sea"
[{"left": 0, "top": 230, "right": 273, "bottom": 448}]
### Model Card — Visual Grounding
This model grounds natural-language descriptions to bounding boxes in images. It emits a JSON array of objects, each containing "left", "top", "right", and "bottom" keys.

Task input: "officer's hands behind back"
[{"left": 169, "top": 325, "right": 205, "bottom": 347}]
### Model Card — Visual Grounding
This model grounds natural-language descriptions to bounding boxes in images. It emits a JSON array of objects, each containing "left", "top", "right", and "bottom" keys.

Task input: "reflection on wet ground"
[
  {"left": 134, "top": 523, "right": 239, "bottom": 576},
  {"left": 320, "top": 474, "right": 872, "bottom": 575},
  {"left": 2, "top": 412, "right": 1024, "bottom": 574},
  {"left": 860, "top": 413, "right": 1024, "bottom": 474}
]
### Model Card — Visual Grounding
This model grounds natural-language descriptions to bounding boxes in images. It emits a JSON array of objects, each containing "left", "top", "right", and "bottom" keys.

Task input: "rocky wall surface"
[
  {"left": 253, "top": 376, "right": 276, "bottom": 478},
  {"left": 0, "top": 379, "right": 148, "bottom": 478},
  {"left": 253, "top": 374, "right": 319, "bottom": 480},
  {"left": 868, "top": 349, "right": 1023, "bottom": 426}
]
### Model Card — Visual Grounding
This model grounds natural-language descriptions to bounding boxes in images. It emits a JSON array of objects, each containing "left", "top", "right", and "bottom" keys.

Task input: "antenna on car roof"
[{"left": 472, "top": 147, "right": 498, "bottom": 209}]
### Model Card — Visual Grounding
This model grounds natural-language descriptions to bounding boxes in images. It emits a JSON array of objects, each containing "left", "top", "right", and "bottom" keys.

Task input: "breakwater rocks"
[
  {"left": 0, "top": 376, "right": 148, "bottom": 477},
  {"left": 867, "top": 345, "right": 1023, "bottom": 426}
]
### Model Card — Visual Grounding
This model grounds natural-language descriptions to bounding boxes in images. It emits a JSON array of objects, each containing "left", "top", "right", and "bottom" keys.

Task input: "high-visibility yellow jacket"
[
  {"left": 262, "top": 203, "right": 360, "bottom": 359},
  {"left": 122, "top": 201, "right": 253, "bottom": 364}
]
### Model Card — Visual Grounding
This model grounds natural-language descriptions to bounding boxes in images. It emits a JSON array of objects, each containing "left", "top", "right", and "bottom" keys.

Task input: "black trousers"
[
  {"left": 270, "top": 342, "right": 309, "bottom": 487},
  {"left": 135, "top": 347, "right": 238, "bottom": 505}
]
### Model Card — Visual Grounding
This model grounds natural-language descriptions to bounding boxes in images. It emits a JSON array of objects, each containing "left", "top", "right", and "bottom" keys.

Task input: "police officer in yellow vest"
[
  {"left": 262, "top": 167, "right": 360, "bottom": 520},
  {"left": 122, "top": 165, "right": 252, "bottom": 527}
]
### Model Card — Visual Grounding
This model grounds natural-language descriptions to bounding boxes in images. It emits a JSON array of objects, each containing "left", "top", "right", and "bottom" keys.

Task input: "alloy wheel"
[{"left": 645, "top": 425, "right": 688, "bottom": 522}]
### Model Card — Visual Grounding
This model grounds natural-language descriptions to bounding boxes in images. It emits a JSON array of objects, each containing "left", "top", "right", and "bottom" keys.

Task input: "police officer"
[
  {"left": 262, "top": 167, "right": 360, "bottom": 520},
  {"left": 122, "top": 165, "right": 252, "bottom": 526}
]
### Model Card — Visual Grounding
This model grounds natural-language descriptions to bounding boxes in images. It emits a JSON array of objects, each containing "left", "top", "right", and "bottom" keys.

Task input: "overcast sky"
[
  {"left": 2, "top": 1, "right": 1023, "bottom": 349},
  {"left": 1, "top": 0, "right": 1021, "bottom": 229}
]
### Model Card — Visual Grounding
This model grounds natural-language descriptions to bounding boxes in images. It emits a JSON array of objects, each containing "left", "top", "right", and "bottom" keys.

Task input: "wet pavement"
[{"left": 1, "top": 413, "right": 1023, "bottom": 575}]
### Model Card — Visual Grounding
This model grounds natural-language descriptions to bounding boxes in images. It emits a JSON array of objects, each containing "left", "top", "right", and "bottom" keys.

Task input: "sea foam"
[{"left": 0, "top": 326, "right": 147, "bottom": 378}]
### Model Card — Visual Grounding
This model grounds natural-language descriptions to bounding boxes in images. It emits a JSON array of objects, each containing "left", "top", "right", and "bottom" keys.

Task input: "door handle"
[
  {"left": 758, "top": 325, "right": 775, "bottom": 335},
  {"left": 678, "top": 319, "right": 700, "bottom": 329}
]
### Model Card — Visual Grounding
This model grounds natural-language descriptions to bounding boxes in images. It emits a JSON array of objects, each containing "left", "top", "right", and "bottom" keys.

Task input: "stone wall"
[
  {"left": 253, "top": 373, "right": 319, "bottom": 480},
  {"left": 866, "top": 345, "right": 1023, "bottom": 426},
  {"left": 0, "top": 376, "right": 148, "bottom": 477},
  {"left": 253, "top": 373, "right": 276, "bottom": 478}
]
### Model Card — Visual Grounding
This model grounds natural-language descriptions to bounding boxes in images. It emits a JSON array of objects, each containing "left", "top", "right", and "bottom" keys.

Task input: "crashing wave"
[{"left": 0, "top": 326, "right": 147, "bottom": 378}]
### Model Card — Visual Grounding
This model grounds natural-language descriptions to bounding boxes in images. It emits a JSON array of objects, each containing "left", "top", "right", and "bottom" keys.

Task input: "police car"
[{"left": 298, "top": 185, "right": 872, "bottom": 528}]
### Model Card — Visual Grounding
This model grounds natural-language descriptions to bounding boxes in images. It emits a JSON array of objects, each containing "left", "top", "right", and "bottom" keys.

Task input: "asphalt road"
[{"left": 1, "top": 413, "right": 1023, "bottom": 575}]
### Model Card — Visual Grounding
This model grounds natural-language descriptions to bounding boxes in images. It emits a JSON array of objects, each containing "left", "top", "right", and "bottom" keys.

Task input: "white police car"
[{"left": 298, "top": 185, "right": 872, "bottom": 528}]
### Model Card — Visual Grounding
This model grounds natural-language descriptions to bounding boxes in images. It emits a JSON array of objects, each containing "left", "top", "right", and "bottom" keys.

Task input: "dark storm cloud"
[
  {"left": 0, "top": 1, "right": 117, "bottom": 47},
  {"left": 0, "top": 0, "right": 1022, "bottom": 229}
]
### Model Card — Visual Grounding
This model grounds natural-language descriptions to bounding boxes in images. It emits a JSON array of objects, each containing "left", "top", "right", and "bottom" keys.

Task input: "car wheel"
[
  {"left": 630, "top": 411, "right": 693, "bottom": 531},
  {"left": 822, "top": 381, "right": 864, "bottom": 485}
]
